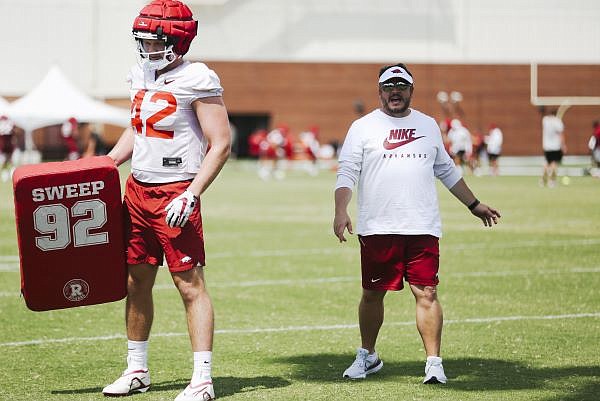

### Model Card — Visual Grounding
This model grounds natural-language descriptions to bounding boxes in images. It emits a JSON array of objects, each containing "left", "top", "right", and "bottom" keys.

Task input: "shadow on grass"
[
  {"left": 272, "top": 353, "right": 600, "bottom": 401},
  {"left": 51, "top": 375, "right": 291, "bottom": 398}
]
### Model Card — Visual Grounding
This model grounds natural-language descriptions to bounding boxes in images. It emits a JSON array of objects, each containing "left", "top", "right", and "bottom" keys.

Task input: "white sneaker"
[
  {"left": 102, "top": 369, "right": 151, "bottom": 396},
  {"left": 423, "top": 356, "right": 447, "bottom": 384},
  {"left": 342, "top": 348, "right": 383, "bottom": 379},
  {"left": 174, "top": 380, "right": 215, "bottom": 401}
]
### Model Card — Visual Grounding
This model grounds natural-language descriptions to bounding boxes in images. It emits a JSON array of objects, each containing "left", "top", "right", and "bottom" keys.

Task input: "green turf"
[{"left": 0, "top": 161, "right": 599, "bottom": 401}]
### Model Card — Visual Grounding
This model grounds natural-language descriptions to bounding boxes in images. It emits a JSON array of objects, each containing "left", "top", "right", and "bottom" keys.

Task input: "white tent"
[
  {"left": 7, "top": 66, "right": 130, "bottom": 132},
  {"left": 6, "top": 66, "right": 130, "bottom": 159}
]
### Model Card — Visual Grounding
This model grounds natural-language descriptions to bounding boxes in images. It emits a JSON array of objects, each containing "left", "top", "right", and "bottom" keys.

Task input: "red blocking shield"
[{"left": 12, "top": 156, "right": 127, "bottom": 311}]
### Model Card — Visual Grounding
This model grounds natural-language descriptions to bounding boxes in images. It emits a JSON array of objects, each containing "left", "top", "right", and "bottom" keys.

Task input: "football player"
[
  {"left": 0, "top": 115, "right": 16, "bottom": 182},
  {"left": 61, "top": 117, "right": 81, "bottom": 160},
  {"left": 102, "top": 1, "right": 231, "bottom": 400}
]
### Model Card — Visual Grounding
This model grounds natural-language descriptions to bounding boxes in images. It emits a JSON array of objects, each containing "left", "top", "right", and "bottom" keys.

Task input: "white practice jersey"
[
  {"left": 128, "top": 61, "right": 223, "bottom": 183},
  {"left": 448, "top": 125, "right": 472, "bottom": 155},
  {"left": 0, "top": 118, "right": 14, "bottom": 136},
  {"left": 542, "top": 115, "right": 564, "bottom": 151},
  {"left": 486, "top": 127, "right": 503, "bottom": 155},
  {"left": 336, "top": 109, "right": 462, "bottom": 238}
]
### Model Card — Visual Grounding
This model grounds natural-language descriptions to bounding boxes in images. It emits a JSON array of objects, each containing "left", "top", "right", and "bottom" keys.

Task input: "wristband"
[{"left": 468, "top": 199, "right": 480, "bottom": 210}]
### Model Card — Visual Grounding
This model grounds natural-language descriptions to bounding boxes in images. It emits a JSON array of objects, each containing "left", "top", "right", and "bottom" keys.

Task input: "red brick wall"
[{"left": 104, "top": 62, "right": 600, "bottom": 156}]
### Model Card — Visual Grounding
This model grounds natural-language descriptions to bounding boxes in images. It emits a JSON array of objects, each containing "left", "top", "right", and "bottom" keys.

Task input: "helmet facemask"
[{"left": 133, "top": 31, "right": 179, "bottom": 72}]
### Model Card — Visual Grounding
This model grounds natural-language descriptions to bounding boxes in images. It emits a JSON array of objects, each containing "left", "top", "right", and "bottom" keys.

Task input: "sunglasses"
[{"left": 380, "top": 82, "right": 412, "bottom": 92}]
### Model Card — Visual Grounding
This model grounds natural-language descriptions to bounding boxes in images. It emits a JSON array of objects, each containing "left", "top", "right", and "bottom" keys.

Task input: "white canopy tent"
[
  {"left": 8, "top": 65, "right": 130, "bottom": 130},
  {"left": 6, "top": 66, "right": 130, "bottom": 160}
]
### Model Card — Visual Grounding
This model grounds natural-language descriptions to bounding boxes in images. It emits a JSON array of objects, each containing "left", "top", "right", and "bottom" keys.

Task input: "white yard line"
[
  {"left": 1, "top": 312, "right": 598, "bottom": 347},
  {"left": 0, "top": 267, "right": 598, "bottom": 296}
]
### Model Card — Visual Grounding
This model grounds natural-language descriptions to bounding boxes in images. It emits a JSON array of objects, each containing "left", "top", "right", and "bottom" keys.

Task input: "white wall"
[
  {"left": 0, "top": 0, "right": 598, "bottom": 98},
  {"left": 0, "top": 0, "right": 142, "bottom": 97}
]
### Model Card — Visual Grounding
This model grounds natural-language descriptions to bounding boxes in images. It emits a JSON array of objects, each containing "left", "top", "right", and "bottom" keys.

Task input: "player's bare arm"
[
  {"left": 334, "top": 187, "right": 354, "bottom": 242},
  {"left": 449, "top": 178, "right": 501, "bottom": 227},
  {"left": 107, "top": 127, "right": 135, "bottom": 166},
  {"left": 188, "top": 96, "right": 232, "bottom": 197}
]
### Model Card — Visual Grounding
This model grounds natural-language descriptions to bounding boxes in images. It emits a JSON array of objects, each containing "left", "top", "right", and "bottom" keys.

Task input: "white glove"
[{"left": 165, "top": 189, "right": 198, "bottom": 228}]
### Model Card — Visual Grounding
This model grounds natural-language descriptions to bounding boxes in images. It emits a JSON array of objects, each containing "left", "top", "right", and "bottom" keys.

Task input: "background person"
[
  {"left": 102, "top": 1, "right": 231, "bottom": 400},
  {"left": 588, "top": 120, "right": 600, "bottom": 177},
  {"left": 485, "top": 123, "right": 503, "bottom": 176},
  {"left": 0, "top": 115, "right": 16, "bottom": 182},
  {"left": 82, "top": 124, "right": 108, "bottom": 158},
  {"left": 540, "top": 107, "right": 566, "bottom": 187},
  {"left": 61, "top": 117, "right": 80, "bottom": 160},
  {"left": 298, "top": 125, "right": 321, "bottom": 176},
  {"left": 447, "top": 118, "right": 472, "bottom": 171},
  {"left": 333, "top": 63, "right": 500, "bottom": 385}
]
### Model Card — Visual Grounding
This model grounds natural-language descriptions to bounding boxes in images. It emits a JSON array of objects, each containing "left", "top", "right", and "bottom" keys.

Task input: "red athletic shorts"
[
  {"left": 359, "top": 234, "right": 439, "bottom": 291},
  {"left": 123, "top": 175, "right": 205, "bottom": 272}
]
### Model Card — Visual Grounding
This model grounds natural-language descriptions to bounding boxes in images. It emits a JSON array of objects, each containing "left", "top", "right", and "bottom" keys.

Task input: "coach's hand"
[
  {"left": 333, "top": 212, "right": 353, "bottom": 243},
  {"left": 165, "top": 189, "right": 198, "bottom": 228}
]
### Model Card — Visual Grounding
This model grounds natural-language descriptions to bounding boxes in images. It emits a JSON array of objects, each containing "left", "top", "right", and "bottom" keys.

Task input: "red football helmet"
[{"left": 132, "top": 0, "right": 198, "bottom": 70}]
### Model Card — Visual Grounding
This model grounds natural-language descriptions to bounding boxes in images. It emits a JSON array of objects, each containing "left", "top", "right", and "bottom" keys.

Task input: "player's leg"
[
  {"left": 160, "top": 178, "right": 214, "bottom": 400},
  {"left": 542, "top": 153, "right": 550, "bottom": 186},
  {"left": 172, "top": 267, "right": 214, "bottom": 351},
  {"left": 549, "top": 160, "right": 558, "bottom": 187},
  {"left": 126, "top": 263, "right": 159, "bottom": 341},
  {"left": 172, "top": 266, "right": 215, "bottom": 401},
  {"left": 102, "top": 263, "right": 157, "bottom": 396}
]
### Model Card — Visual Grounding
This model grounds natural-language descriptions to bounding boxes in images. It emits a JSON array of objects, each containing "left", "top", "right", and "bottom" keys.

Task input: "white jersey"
[
  {"left": 542, "top": 115, "right": 564, "bottom": 151},
  {"left": 128, "top": 61, "right": 223, "bottom": 183},
  {"left": 336, "top": 109, "right": 462, "bottom": 238},
  {"left": 0, "top": 117, "right": 14, "bottom": 136},
  {"left": 486, "top": 127, "right": 503, "bottom": 155},
  {"left": 448, "top": 125, "right": 472, "bottom": 156}
]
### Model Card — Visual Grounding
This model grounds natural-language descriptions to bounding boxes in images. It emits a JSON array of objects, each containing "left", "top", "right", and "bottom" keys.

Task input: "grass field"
[{"left": 1, "top": 160, "right": 599, "bottom": 401}]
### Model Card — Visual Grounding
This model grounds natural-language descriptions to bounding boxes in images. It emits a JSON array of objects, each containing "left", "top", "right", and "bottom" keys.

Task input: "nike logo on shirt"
[
  {"left": 383, "top": 136, "right": 424, "bottom": 150},
  {"left": 383, "top": 128, "right": 424, "bottom": 150}
]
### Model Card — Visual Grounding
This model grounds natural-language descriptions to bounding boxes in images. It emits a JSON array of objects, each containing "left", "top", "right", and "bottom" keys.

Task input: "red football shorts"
[
  {"left": 359, "top": 234, "right": 439, "bottom": 291},
  {"left": 124, "top": 176, "right": 205, "bottom": 272}
]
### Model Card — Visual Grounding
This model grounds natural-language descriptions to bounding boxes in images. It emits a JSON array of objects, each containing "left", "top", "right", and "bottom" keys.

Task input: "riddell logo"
[
  {"left": 63, "top": 279, "right": 90, "bottom": 302},
  {"left": 383, "top": 128, "right": 423, "bottom": 150},
  {"left": 392, "top": 69, "right": 403, "bottom": 73}
]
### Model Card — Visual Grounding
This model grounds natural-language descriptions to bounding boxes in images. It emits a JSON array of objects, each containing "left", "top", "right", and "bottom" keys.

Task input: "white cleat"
[
  {"left": 174, "top": 380, "right": 215, "bottom": 401},
  {"left": 423, "top": 356, "right": 447, "bottom": 384},
  {"left": 102, "top": 369, "right": 151, "bottom": 396},
  {"left": 342, "top": 348, "right": 383, "bottom": 379}
]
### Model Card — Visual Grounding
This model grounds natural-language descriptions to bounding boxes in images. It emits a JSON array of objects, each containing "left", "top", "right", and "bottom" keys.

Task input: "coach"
[{"left": 333, "top": 63, "right": 501, "bottom": 384}]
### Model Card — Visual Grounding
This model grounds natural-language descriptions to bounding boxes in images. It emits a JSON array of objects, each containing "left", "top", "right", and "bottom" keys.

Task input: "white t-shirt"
[
  {"left": 448, "top": 125, "right": 472, "bottom": 156},
  {"left": 486, "top": 127, "right": 503, "bottom": 155},
  {"left": 127, "top": 61, "right": 223, "bottom": 183},
  {"left": 0, "top": 117, "right": 14, "bottom": 136},
  {"left": 336, "top": 108, "right": 462, "bottom": 238},
  {"left": 542, "top": 115, "right": 564, "bottom": 151}
]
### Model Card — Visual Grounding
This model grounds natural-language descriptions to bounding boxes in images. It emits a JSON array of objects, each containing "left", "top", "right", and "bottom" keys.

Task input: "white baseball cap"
[{"left": 378, "top": 66, "right": 414, "bottom": 85}]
